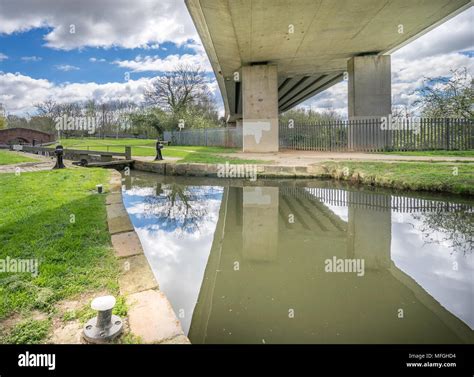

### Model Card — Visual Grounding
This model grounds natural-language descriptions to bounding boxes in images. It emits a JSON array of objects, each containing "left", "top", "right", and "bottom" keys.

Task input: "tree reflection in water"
[
  {"left": 413, "top": 206, "right": 474, "bottom": 255},
  {"left": 141, "top": 183, "right": 210, "bottom": 236}
]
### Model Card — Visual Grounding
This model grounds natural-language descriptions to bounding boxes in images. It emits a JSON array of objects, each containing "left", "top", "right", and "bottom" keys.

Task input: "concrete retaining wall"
[{"left": 134, "top": 160, "right": 328, "bottom": 179}]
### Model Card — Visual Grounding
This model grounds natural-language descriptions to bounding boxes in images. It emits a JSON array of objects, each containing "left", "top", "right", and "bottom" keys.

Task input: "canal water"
[{"left": 121, "top": 171, "right": 473, "bottom": 344}]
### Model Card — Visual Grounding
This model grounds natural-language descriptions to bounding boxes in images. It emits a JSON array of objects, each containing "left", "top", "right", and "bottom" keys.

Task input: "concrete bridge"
[{"left": 186, "top": 0, "right": 471, "bottom": 152}]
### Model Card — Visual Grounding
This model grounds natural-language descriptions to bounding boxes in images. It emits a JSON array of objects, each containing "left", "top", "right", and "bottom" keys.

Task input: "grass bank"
[
  {"left": 0, "top": 150, "right": 37, "bottom": 165},
  {"left": 322, "top": 161, "right": 474, "bottom": 195},
  {"left": 0, "top": 168, "right": 121, "bottom": 343}
]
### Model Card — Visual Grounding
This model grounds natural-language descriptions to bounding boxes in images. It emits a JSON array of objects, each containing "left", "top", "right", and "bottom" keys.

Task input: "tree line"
[
  {"left": 0, "top": 66, "right": 471, "bottom": 137},
  {"left": 1, "top": 64, "right": 221, "bottom": 138}
]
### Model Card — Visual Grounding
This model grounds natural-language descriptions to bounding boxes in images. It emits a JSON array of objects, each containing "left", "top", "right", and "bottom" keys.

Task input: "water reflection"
[{"left": 122, "top": 172, "right": 473, "bottom": 344}]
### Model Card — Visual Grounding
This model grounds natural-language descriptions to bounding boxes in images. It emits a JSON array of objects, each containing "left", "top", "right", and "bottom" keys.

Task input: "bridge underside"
[{"left": 186, "top": 0, "right": 471, "bottom": 151}]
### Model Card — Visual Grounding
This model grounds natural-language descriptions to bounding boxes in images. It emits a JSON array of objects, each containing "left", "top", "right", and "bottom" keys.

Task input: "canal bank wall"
[
  {"left": 133, "top": 160, "right": 329, "bottom": 179},
  {"left": 107, "top": 170, "right": 190, "bottom": 344}
]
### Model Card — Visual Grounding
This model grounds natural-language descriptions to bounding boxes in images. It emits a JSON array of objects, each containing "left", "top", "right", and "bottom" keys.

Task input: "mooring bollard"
[
  {"left": 52, "top": 145, "right": 66, "bottom": 169},
  {"left": 154, "top": 140, "right": 164, "bottom": 161},
  {"left": 83, "top": 295, "right": 123, "bottom": 343}
]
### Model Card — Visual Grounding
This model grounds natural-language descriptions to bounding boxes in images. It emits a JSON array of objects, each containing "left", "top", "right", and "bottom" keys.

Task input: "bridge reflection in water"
[{"left": 122, "top": 174, "right": 473, "bottom": 344}]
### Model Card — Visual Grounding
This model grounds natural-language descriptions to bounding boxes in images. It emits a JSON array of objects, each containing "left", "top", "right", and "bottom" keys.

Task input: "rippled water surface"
[{"left": 122, "top": 172, "right": 473, "bottom": 344}]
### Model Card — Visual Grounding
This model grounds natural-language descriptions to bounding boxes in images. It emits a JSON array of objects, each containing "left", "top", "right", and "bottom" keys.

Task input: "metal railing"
[
  {"left": 281, "top": 187, "right": 473, "bottom": 213},
  {"left": 279, "top": 118, "right": 474, "bottom": 152},
  {"left": 138, "top": 118, "right": 474, "bottom": 152},
  {"left": 164, "top": 128, "right": 242, "bottom": 148}
]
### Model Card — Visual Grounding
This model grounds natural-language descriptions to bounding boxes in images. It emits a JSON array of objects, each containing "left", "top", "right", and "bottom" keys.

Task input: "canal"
[{"left": 121, "top": 171, "right": 473, "bottom": 344}]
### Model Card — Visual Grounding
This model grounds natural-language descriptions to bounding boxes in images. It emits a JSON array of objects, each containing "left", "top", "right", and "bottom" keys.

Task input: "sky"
[{"left": 0, "top": 0, "right": 472, "bottom": 117}]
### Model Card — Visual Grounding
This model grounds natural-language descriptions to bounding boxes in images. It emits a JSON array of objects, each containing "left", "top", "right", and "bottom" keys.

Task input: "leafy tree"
[
  {"left": 279, "top": 108, "right": 342, "bottom": 125},
  {"left": 414, "top": 67, "right": 473, "bottom": 119},
  {"left": 0, "top": 103, "right": 6, "bottom": 129},
  {"left": 129, "top": 108, "right": 168, "bottom": 137}
]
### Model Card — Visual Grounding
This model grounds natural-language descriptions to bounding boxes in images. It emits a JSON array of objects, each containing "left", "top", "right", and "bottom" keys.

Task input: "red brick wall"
[{"left": 0, "top": 128, "right": 55, "bottom": 144}]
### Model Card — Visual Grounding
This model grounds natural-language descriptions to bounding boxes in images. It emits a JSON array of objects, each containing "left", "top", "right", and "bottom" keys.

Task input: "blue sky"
[
  {"left": 0, "top": 0, "right": 472, "bottom": 116},
  {"left": 0, "top": 27, "right": 200, "bottom": 84}
]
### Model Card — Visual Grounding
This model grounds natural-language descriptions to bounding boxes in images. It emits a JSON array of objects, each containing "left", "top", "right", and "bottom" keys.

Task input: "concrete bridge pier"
[
  {"left": 348, "top": 55, "right": 392, "bottom": 150},
  {"left": 242, "top": 64, "right": 279, "bottom": 152},
  {"left": 346, "top": 191, "right": 392, "bottom": 270}
]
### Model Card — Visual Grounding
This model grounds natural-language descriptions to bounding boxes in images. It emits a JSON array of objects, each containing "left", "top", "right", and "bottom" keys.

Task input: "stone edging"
[
  {"left": 134, "top": 160, "right": 328, "bottom": 178},
  {"left": 107, "top": 170, "right": 190, "bottom": 344}
]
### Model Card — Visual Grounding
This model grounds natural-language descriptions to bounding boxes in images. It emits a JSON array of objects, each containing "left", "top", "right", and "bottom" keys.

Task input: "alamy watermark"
[
  {"left": 0, "top": 256, "right": 39, "bottom": 277},
  {"left": 380, "top": 115, "right": 421, "bottom": 134},
  {"left": 324, "top": 256, "right": 365, "bottom": 277},
  {"left": 55, "top": 115, "right": 97, "bottom": 134},
  {"left": 217, "top": 162, "right": 257, "bottom": 181}
]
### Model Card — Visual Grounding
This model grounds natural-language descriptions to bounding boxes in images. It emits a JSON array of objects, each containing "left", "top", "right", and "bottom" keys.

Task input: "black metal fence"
[{"left": 279, "top": 118, "right": 474, "bottom": 152}]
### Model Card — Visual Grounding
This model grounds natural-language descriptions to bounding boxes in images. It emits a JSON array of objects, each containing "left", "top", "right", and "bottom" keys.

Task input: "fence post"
[
  {"left": 445, "top": 118, "right": 450, "bottom": 150},
  {"left": 125, "top": 146, "right": 131, "bottom": 160},
  {"left": 347, "top": 120, "right": 352, "bottom": 151}
]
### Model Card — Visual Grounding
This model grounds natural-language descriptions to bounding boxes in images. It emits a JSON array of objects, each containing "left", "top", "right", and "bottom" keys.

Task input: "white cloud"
[
  {"left": 393, "top": 9, "right": 474, "bottom": 60},
  {"left": 0, "top": 71, "right": 223, "bottom": 116},
  {"left": 0, "top": 53, "right": 8, "bottom": 61},
  {"left": 55, "top": 64, "right": 80, "bottom": 72},
  {"left": 21, "top": 56, "right": 42, "bottom": 62},
  {"left": 113, "top": 53, "right": 212, "bottom": 73},
  {"left": 298, "top": 82, "right": 348, "bottom": 117},
  {"left": 0, "top": 0, "right": 198, "bottom": 50},
  {"left": 391, "top": 53, "right": 473, "bottom": 109},
  {"left": 89, "top": 57, "right": 106, "bottom": 63},
  {"left": 0, "top": 72, "right": 152, "bottom": 114}
]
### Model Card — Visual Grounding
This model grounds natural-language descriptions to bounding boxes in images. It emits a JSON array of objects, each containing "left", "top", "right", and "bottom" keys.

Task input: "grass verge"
[
  {"left": 321, "top": 161, "right": 474, "bottom": 195},
  {"left": 0, "top": 168, "right": 121, "bottom": 343},
  {"left": 0, "top": 150, "right": 37, "bottom": 165}
]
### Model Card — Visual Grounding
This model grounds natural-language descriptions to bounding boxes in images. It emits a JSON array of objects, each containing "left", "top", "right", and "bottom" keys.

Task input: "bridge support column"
[
  {"left": 348, "top": 55, "right": 392, "bottom": 150},
  {"left": 242, "top": 187, "right": 279, "bottom": 261},
  {"left": 347, "top": 192, "right": 392, "bottom": 270},
  {"left": 242, "top": 64, "right": 279, "bottom": 152}
]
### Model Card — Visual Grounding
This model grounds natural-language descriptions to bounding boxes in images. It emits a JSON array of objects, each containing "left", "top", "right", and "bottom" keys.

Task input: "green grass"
[
  {"left": 322, "top": 161, "right": 474, "bottom": 195},
  {"left": 1, "top": 318, "right": 51, "bottom": 344},
  {"left": 0, "top": 150, "right": 37, "bottom": 165},
  {"left": 58, "top": 137, "right": 265, "bottom": 164},
  {"left": 0, "top": 168, "right": 119, "bottom": 323},
  {"left": 380, "top": 150, "right": 474, "bottom": 158}
]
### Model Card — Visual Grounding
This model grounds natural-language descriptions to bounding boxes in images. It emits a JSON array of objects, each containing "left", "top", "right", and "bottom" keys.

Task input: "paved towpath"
[{"left": 218, "top": 150, "right": 474, "bottom": 165}]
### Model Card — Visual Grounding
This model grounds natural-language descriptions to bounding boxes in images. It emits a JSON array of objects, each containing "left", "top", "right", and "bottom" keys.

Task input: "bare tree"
[
  {"left": 34, "top": 99, "right": 60, "bottom": 118},
  {"left": 142, "top": 183, "right": 208, "bottom": 235},
  {"left": 144, "top": 64, "right": 211, "bottom": 115}
]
